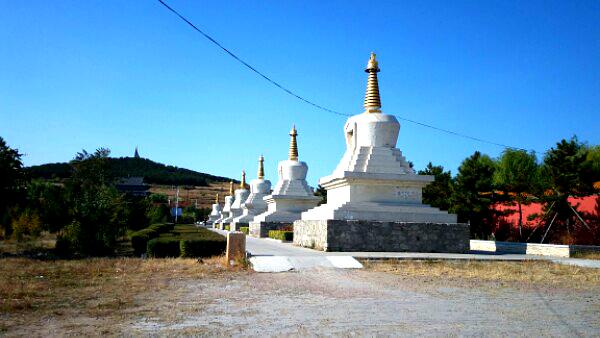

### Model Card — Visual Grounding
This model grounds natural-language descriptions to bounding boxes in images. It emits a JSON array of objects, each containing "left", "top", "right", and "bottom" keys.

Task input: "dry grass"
[
  {"left": 0, "top": 256, "right": 245, "bottom": 334},
  {"left": 572, "top": 251, "right": 600, "bottom": 260},
  {"left": 363, "top": 259, "right": 600, "bottom": 289}
]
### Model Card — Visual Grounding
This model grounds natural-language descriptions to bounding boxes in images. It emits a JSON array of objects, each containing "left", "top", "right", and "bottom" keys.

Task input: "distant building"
[{"left": 116, "top": 176, "right": 149, "bottom": 197}]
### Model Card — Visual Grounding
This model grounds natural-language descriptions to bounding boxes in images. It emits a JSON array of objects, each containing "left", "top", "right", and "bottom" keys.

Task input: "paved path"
[{"left": 210, "top": 228, "right": 600, "bottom": 270}]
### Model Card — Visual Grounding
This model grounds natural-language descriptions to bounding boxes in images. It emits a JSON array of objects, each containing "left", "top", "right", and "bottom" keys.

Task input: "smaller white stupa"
[
  {"left": 217, "top": 181, "right": 235, "bottom": 229},
  {"left": 231, "top": 155, "right": 272, "bottom": 228},
  {"left": 250, "top": 126, "right": 320, "bottom": 236},
  {"left": 224, "top": 171, "right": 250, "bottom": 230},
  {"left": 207, "top": 193, "right": 222, "bottom": 225}
]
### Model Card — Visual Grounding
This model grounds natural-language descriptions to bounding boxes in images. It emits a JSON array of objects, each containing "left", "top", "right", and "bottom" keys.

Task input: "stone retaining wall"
[
  {"left": 293, "top": 220, "right": 469, "bottom": 253},
  {"left": 470, "top": 240, "right": 600, "bottom": 258}
]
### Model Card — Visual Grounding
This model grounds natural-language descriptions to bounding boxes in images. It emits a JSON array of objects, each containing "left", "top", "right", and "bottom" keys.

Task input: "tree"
[
  {"left": 0, "top": 137, "right": 26, "bottom": 236},
  {"left": 451, "top": 151, "right": 497, "bottom": 239},
  {"left": 314, "top": 185, "right": 327, "bottom": 205},
  {"left": 58, "top": 148, "right": 127, "bottom": 256},
  {"left": 418, "top": 162, "right": 453, "bottom": 211},
  {"left": 493, "top": 149, "right": 540, "bottom": 240},
  {"left": 541, "top": 136, "right": 591, "bottom": 242}
]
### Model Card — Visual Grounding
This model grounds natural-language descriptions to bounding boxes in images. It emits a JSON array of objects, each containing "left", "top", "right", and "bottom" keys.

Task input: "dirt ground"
[{"left": 1, "top": 258, "right": 599, "bottom": 336}]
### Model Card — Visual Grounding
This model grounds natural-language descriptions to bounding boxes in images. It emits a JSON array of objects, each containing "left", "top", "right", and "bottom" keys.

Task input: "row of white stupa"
[
  {"left": 208, "top": 52, "right": 457, "bottom": 232},
  {"left": 208, "top": 124, "right": 320, "bottom": 230}
]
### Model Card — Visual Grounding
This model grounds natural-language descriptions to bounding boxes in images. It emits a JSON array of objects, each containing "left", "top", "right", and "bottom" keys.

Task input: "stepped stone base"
[
  {"left": 293, "top": 220, "right": 469, "bottom": 253},
  {"left": 230, "top": 222, "right": 249, "bottom": 232},
  {"left": 249, "top": 221, "right": 293, "bottom": 238}
]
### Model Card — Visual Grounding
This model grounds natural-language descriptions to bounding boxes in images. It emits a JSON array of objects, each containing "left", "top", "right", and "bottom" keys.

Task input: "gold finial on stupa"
[
  {"left": 240, "top": 170, "right": 247, "bottom": 189},
  {"left": 364, "top": 52, "right": 381, "bottom": 113},
  {"left": 215, "top": 193, "right": 219, "bottom": 204},
  {"left": 229, "top": 181, "right": 234, "bottom": 195},
  {"left": 289, "top": 125, "right": 298, "bottom": 161},
  {"left": 258, "top": 155, "right": 265, "bottom": 179}
]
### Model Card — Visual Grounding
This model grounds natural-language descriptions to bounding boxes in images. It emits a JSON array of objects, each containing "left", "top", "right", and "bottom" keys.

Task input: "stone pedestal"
[
  {"left": 226, "top": 231, "right": 246, "bottom": 264},
  {"left": 293, "top": 220, "right": 469, "bottom": 253},
  {"left": 249, "top": 221, "right": 293, "bottom": 238}
]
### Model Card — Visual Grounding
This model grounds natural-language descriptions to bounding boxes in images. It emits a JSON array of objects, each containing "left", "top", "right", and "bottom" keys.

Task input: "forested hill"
[{"left": 26, "top": 157, "right": 234, "bottom": 186}]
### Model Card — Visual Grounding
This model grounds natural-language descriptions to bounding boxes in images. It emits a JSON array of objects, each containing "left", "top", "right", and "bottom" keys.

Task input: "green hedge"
[
  {"left": 180, "top": 238, "right": 226, "bottom": 258},
  {"left": 268, "top": 230, "right": 293, "bottom": 242},
  {"left": 131, "top": 223, "right": 175, "bottom": 255},
  {"left": 224, "top": 225, "right": 230, "bottom": 231},
  {"left": 240, "top": 227, "right": 249, "bottom": 235},
  {"left": 147, "top": 237, "right": 181, "bottom": 258},
  {"left": 146, "top": 227, "right": 226, "bottom": 258}
]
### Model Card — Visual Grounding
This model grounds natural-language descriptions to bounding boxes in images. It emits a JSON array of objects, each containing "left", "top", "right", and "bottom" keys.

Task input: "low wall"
[
  {"left": 293, "top": 220, "right": 470, "bottom": 253},
  {"left": 249, "top": 222, "right": 293, "bottom": 238},
  {"left": 470, "top": 240, "right": 600, "bottom": 258}
]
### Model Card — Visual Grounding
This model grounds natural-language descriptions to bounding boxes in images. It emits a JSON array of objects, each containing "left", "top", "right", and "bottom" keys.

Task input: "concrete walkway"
[{"left": 209, "top": 228, "right": 600, "bottom": 271}]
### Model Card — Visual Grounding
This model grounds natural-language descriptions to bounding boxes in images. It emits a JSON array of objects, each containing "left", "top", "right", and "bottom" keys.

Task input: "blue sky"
[{"left": 1, "top": 0, "right": 599, "bottom": 186}]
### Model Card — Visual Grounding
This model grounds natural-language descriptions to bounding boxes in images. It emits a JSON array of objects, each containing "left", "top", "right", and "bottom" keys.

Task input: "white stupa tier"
[
  {"left": 301, "top": 53, "right": 457, "bottom": 223},
  {"left": 253, "top": 126, "right": 320, "bottom": 223},
  {"left": 207, "top": 194, "right": 222, "bottom": 224},
  {"left": 221, "top": 171, "right": 249, "bottom": 224},
  {"left": 218, "top": 181, "right": 236, "bottom": 225},
  {"left": 232, "top": 155, "right": 272, "bottom": 224}
]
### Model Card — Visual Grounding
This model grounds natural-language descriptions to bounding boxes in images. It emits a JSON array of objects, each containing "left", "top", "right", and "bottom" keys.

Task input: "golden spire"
[
  {"left": 258, "top": 155, "right": 265, "bottom": 179},
  {"left": 239, "top": 170, "right": 247, "bottom": 189},
  {"left": 229, "top": 181, "right": 234, "bottom": 195},
  {"left": 215, "top": 193, "right": 219, "bottom": 204},
  {"left": 289, "top": 125, "right": 298, "bottom": 161},
  {"left": 364, "top": 52, "right": 381, "bottom": 113}
]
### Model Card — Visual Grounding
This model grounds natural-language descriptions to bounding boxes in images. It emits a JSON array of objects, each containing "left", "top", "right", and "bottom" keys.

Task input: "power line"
[{"left": 157, "top": 0, "right": 530, "bottom": 152}]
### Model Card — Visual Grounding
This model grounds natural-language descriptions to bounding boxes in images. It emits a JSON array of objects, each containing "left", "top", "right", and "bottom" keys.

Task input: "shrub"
[
  {"left": 147, "top": 237, "right": 181, "bottom": 258},
  {"left": 146, "top": 227, "right": 226, "bottom": 258},
  {"left": 131, "top": 228, "right": 158, "bottom": 255},
  {"left": 130, "top": 223, "right": 173, "bottom": 255},
  {"left": 180, "top": 237, "right": 226, "bottom": 258},
  {"left": 11, "top": 210, "right": 42, "bottom": 241},
  {"left": 268, "top": 230, "right": 293, "bottom": 241},
  {"left": 224, "top": 225, "right": 230, "bottom": 231},
  {"left": 240, "top": 227, "right": 249, "bottom": 235}
]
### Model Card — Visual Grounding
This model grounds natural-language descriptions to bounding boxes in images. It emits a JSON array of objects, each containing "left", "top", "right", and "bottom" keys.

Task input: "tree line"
[
  {"left": 420, "top": 136, "right": 599, "bottom": 244},
  {"left": 0, "top": 139, "right": 211, "bottom": 256},
  {"left": 26, "top": 156, "right": 233, "bottom": 187}
]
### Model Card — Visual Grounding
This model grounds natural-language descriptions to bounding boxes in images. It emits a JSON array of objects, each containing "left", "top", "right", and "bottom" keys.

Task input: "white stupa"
[
  {"left": 207, "top": 193, "right": 222, "bottom": 225},
  {"left": 252, "top": 126, "right": 320, "bottom": 225},
  {"left": 223, "top": 171, "right": 250, "bottom": 230},
  {"left": 231, "top": 155, "right": 272, "bottom": 228},
  {"left": 301, "top": 53, "right": 457, "bottom": 223},
  {"left": 217, "top": 181, "right": 235, "bottom": 229}
]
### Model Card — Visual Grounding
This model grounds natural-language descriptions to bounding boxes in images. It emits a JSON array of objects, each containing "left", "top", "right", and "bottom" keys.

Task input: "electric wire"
[{"left": 157, "top": 0, "right": 530, "bottom": 152}]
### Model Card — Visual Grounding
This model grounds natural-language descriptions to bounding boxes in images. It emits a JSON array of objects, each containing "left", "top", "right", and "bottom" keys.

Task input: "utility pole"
[{"left": 175, "top": 186, "right": 180, "bottom": 223}]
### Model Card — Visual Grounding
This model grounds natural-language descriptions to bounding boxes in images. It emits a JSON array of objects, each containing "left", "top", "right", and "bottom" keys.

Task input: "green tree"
[
  {"left": 26, "top": 179, "right": 70, "bottom": 233},
  {"left": 493, "top": 149, "right": 540, "bottom": 240},
  {"left": 418, "top": 162, "right": 453, "bottom": 211},
  {"left": 59, "top": 148, "right": 127, "bottom": 256},
  {"left": 314, "top": 185, "right": 327, "bottom": 205},
  {"left": 541, "top": 136, "right": 591, "bottom": 242},
  {"left": 451, "top": 151, "right": 497, "bottom": 239},
  {"left": 0, "top": 137, "right": 26, "bottom": 237}
]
